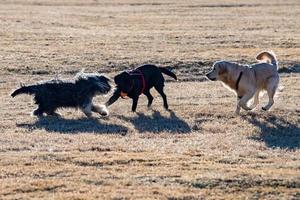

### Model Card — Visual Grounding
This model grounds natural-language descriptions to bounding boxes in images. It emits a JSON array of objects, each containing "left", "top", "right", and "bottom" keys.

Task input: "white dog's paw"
[
  {"left": 99, "top": 105, "right": 109, "bottom": 116},
  {"left": 261, "top": 107, "right": 268, "bottom": 111},
  {"left": 278, "top": 85, "right": 284, "bottom": 92}
]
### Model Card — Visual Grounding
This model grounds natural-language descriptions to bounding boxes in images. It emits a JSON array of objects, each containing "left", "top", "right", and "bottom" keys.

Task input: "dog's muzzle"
[{"left": 205, "top": 73, "right": 216, "bottom": 81}]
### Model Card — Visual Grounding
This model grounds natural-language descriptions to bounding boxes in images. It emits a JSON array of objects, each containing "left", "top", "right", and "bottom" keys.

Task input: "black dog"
[
  {"left": 11, "top": 72, "right": 111, "bottom": 117},
  {"left": 105, "top": 64, "right": 177, "bottom": 112}
]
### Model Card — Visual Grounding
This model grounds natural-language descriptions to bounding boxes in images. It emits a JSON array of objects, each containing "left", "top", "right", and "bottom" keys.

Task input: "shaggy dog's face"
[
  {"left": 206, "top": 61, "right": 228, "bottom": 81},
  {"left": 92, "top": 75, "right": 111, "bottom": 94},
  {"left": 83, "top": 75, "right": 111, "bottom": 95},
  {"left": 75, "top": 72, "right": 111, "bottom": 95},
  {"left": 114, "top": 72, "right": 133, "bottom": 93}
]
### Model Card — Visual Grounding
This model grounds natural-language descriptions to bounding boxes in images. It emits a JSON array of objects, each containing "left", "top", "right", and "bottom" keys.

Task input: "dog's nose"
[{"left": 205, "top": 73, "right": 216, "bottom": 81}]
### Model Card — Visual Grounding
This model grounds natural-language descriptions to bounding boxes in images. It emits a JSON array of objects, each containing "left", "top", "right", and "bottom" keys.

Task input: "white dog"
[{"left": 206, "top": 51, "right": 279, "bottom": 114}]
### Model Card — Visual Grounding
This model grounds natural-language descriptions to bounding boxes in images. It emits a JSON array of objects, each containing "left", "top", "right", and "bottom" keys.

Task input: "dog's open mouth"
[
  {"left": 206, "top": 76, "right": 216, "bottom": 81},
  {"left": 205, "top": 74, "right": 217, "bottom": 81}
]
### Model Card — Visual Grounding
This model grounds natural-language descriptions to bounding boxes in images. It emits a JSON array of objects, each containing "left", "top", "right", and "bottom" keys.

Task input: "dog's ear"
[
  {"left": 218, "top": 64, "right": 228, "bottom": 75},
  {"left": 114, "top": 73, "right": 123, "bottom": 85},
  {"left": 114, "top": 72, "right": 130, "bottom": 85}
]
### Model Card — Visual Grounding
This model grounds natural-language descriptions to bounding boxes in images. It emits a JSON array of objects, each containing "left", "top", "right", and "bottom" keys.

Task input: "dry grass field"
[{"left": 0, "top": 0, "right": 300, "bottom": 199}]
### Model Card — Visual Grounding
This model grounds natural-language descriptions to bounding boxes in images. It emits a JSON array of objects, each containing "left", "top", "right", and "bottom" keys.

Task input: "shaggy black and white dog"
[{"left": 11, "top": 71, "right": 111, "bottom": 117}]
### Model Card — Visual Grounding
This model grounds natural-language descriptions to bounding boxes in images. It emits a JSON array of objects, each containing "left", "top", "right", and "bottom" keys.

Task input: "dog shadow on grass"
[
  {"left": 17, "top": 117, "right": 128, "bottom": 135},
  {"left": 243, "top": 112, "right": 300, "bottom": 150},
  {"left": 116, "top": 110, "right": 191, "bottom": 134}
]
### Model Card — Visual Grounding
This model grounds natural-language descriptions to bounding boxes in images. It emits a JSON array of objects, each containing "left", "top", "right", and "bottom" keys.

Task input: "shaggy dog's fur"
[
  {"left": 105, "top": 64, "right": 177, "bottom": 112},
  {"left": 11, "top": 72, "right": 111, "bottom": 117},
  {"left": 206, "top": 51, "right": 279, "bottom": 114}
]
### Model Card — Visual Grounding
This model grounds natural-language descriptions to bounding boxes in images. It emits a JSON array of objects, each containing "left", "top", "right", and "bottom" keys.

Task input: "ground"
[{"left": 0, "top": 0, "right": 299, "bottom": 199}]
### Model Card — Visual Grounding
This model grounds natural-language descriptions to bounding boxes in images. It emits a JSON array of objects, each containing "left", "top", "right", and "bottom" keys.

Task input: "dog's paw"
[
  {"left": 243, "top": 107, "right": 252, "bottom": 111},
  {"left": 261, "top": 107, "right": 267, "bottom": 111},
  {"left": 98, "top": 105, "right": 109, "bottom": 116},
  {"left": 100, "top": 112, "right": 109, "bottom": 116},
  {"left": 84, "top": 112, "right": 92, "bottom": 118},
  {"left": 248, "top": 103, "right": 257, "bottom": 110},
  {"left": 131, "top": 109, "right": 137, "bottom": 113},
  {"left": 147, "top": 106, "right": 154, "bottom": 111},
  {"left": 165, "top": 108, "right": 172, "bottom": 113},
  {"left": 234, "top": 112, "right": 241, "bottom": 116},
  {"left": 235, "top": 107, "right": 241, "bottom": 115},
  {"left": 32, "top": 112, "right": 43, "bottom": 118},
  {"left": 47, "top": 112, "right": 61, "bottom": 117}
]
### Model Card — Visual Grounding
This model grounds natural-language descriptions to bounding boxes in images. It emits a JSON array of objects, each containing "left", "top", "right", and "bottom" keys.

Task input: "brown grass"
[{"left": 0, "top": 0, "right": 300, "bottom": 199}]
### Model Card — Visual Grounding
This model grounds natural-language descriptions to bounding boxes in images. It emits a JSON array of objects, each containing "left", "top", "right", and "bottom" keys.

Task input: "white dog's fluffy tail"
[{"left": 256, "top": 51, "right": 278, "bottom": 69}]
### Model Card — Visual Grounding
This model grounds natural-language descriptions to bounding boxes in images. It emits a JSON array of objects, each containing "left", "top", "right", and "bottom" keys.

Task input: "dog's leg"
[
  {"left": 262, "top": 77, "right": 278, "bottom": 111},
  {"left": 33, "top": 108, "right": 43, "bottom": 117},
  {"left": 105, "top": 89, "right": 120, "bottom": 107},
  {"left": 81, "top": 101, "right": 92, "bottom": 117},
  {"left": 238, "top": 91, "right": 255, "bottom": 112},
  {"left": 235, "top": 97, "right": 241, "bottom": 114},
  {"left": 144, "top": 90, "right": 153, "bottom": 108},
  {"left": 92, "top": 104, "right": 109, "bottom": 116},
  {"left": 249, "top": 90, "right": 260, "bottom": 110},
  {"left": 155, "top": 85, "right": 168, "bottom": 110},
  {"left": 131, "top": 96, "right": 139, "bottom": 112},
  {"left": 262, "top": 91, "right": 274, "bottom": 111},
  {"left": 32, "top": 105, "right": 44, "bottom": 117}
]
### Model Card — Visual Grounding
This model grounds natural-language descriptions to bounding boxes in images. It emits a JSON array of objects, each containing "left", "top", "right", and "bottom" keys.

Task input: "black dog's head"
[
  {"left": 114, "top": 71, "right": 133, "bottom": 93},
  {"left": 75, "top": 72, "right": 112, "bottom": 95}
]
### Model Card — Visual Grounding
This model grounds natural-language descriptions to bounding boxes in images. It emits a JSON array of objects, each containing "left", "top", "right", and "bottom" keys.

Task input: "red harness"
[
  {"left": 128, "top": 69, "right": 146, "bottom": 94},
  {"left": 121, "top": 69, "right": 146, "bottom": 99}
]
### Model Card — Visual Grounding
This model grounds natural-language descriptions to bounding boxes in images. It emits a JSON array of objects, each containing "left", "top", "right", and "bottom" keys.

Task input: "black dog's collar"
[{"left": 236, "top": 71, "right": 243, "bottom": 90}]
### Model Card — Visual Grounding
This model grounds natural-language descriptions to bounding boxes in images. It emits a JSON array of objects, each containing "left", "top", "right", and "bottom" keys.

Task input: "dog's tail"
[
  {"left": 256, "top": 51, "right": 278, "bottom": 70},
  {"left": 11, "top": 85, "right": 37, "bottom": 97},
  {"left": 159, "top": 67, "right": 177, "bottom": 80}
]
